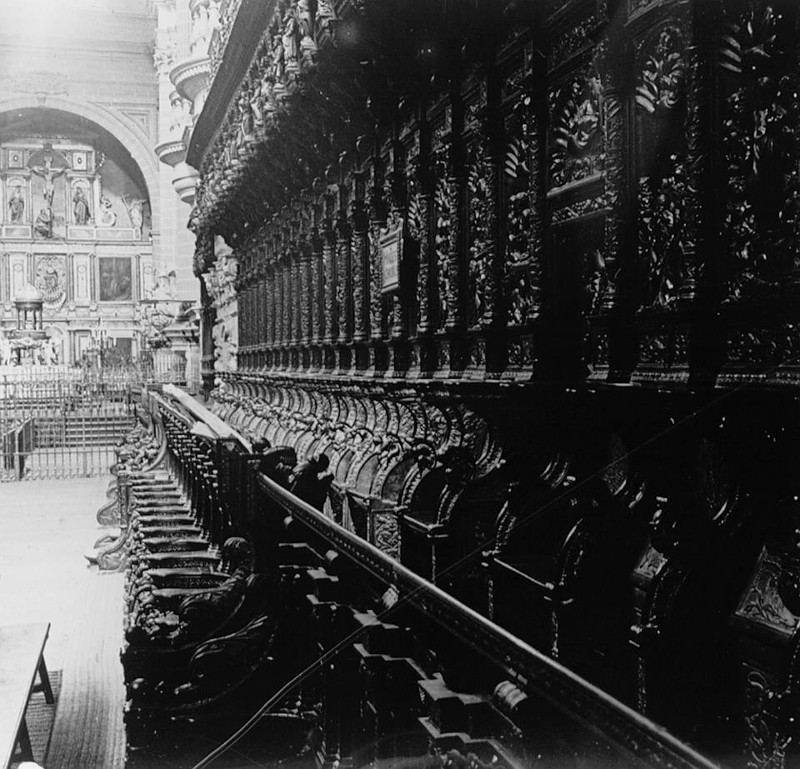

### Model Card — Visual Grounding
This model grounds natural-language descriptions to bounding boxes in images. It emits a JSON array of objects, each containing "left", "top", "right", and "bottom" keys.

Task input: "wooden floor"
[{"left": 0, "top": 476, "right": 126, "bottom": 769}]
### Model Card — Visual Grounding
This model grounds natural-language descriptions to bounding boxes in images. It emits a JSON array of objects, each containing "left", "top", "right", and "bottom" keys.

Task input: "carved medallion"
[{"left": 34, "top": 255, "right": 67, "bottom": 310}]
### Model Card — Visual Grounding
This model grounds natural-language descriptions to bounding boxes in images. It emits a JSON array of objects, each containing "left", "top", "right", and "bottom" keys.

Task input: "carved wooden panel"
[{"left": 634, "top": 24, "right": 689, "bottom": 311}]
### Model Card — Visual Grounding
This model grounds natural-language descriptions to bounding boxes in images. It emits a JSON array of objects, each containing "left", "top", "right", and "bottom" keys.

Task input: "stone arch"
[{"left": 0, "top": 96, "right": 161, "bottom": 232}]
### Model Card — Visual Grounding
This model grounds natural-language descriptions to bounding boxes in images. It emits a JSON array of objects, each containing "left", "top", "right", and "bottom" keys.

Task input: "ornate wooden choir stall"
[{"left": 112, "top": 0, "right": 800, "bottom": 767}]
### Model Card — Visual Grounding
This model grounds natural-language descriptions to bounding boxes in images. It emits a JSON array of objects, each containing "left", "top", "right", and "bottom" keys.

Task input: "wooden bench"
[{"left": 0, "top": 623, "right": 54, "bottom": 769}]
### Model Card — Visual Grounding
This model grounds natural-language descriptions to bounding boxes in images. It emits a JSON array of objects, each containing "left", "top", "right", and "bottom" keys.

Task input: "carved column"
[
  {"left": 259, "top": 263, "right": 268, "bottom": 369},
  {"left": 298, "top": 222, "right": 312, "bottom": 368},
  {"left": 476, "top": 88, "right": 505, "bottom": 375},
  {"left": 282, "top": 257, "right": 292, "bottom": 367},
  {"left": 386, "top": 138, "right": 409, "bottom": 374},
  {"left": 368, "top": 146, "right": 388, "bottom": 373},
  {"left": 310, "top": 186, "right": 325, "bottom": 369},
  {"left": 244, "top": 276, "right": 254, "bottom": 368},
  {"left": 322, "top": 185, "right": 338, "bottom": 369},
  {"left": 445, "top": 88, "right": 467, "bottom": 372},
  {"left": 351, "top": 141, "right": 370, "bottom": 370},
  {"left": 686, "top": 0, "right": 725, "bottom": 386},
  {"left": 413, "top": 113, "right": 436, "bottom": 375},
  {"left": 597, "top": 31, "right": 634, "bottom": 382},
  {"left": 275, "top": 258, "right": 285, "bottom": 362},
  {"left": 200, "top": 278, "right": 216, "bottom": 398},
  {"left": 335, "top": 154, "right": 353, "bottom": 371},
  {"left": 266, "top": 263, "right": 276, "bottom": 368}
]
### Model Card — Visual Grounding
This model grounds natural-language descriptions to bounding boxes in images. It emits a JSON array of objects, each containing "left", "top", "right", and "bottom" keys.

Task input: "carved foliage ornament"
[
  {"left": 635, "top": 26, "right": 689, "bottom": 310},
  {"left": 720, "top": 0, "right": 800, "bottom": 300},
  {"left": 467, "top": 141, "right": 492, "bottom": 327}
]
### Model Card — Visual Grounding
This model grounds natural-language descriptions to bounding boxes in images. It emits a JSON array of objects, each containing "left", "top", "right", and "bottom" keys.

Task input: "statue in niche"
[
  {"left": 73, "top": 186, "right": 91, "bottom": 225},
  {"left": 34, "top": 207, "right": 53, "bottom": 238},
  {"left": 8, "top": 186, "right": 24, "bottom": 222},
  {"left": 31, "top": 156, "right": 67, "bottom": 207}
]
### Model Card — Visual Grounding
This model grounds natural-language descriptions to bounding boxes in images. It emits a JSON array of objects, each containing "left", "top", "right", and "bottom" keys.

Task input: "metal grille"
[{"left": 0, "top": 368, "right": 137, "bottom": 481}]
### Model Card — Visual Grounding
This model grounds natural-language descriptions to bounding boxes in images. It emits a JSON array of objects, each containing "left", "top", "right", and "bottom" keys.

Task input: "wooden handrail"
[{"left": 255, "top": 469, "right": 719, "bottom": 769}]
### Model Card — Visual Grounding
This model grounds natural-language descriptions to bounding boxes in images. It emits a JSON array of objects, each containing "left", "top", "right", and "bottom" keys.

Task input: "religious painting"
[{"left": 98, "top": 256, "right": 132, "bottom": 301}]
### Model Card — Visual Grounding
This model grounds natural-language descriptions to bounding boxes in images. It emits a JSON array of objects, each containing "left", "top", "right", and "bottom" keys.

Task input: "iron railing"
[{"left": 0, "top": 368, "right": 138, "bottom": 481}]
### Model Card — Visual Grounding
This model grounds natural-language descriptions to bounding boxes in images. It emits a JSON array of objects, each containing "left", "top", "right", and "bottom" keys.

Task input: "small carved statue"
[
  {"left": 73, "top": 186, "right": 91, "bottom": 225},
  {"left": 8, "top": 186, "right": 24, "bottom": 222},
  {"left": 99, "top": 196, "right": 117, "bottom": 227},
  {"left": 282, "top": 7, "right": 300, "bottom": 69},
  {"left": 34, "top": 207, "right": 53, "bottom": 238},
  {"left": 0, "top": 335, "right": 11, "bottom": 366}
]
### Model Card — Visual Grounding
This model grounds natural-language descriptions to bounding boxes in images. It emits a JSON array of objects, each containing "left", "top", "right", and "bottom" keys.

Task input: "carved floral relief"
[
  {"left": 634, "top": 26, "right": 689, "bottom": 310},
  {"left": 433, "top": 168, "right": 453, "bottom": 331},
  {"left": 720, "top": 0, "right": 800, "bottom": 301},
  {"left": 466, "top": 140, "right": 492, "bottom": 328}
]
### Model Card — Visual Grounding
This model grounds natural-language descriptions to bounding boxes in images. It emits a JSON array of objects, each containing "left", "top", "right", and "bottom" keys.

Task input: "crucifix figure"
[{"left": 31, "top": 156, "right": 67, "bottom": 208}]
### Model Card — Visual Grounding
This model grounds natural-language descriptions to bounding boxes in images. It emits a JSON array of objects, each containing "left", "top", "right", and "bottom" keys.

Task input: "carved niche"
[{"left": 548, "top": 64, "right": 605, "bottom": 192}]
